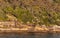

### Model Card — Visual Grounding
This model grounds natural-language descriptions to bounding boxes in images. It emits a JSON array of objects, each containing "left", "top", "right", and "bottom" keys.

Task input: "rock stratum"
[{"left": 0, "top": 25, "right": 60, "bottom": 33}]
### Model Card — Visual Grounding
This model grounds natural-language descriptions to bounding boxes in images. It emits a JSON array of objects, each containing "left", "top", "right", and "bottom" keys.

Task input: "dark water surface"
[{"left": 0, "top": 33, "right": 60, "bottom": 38}]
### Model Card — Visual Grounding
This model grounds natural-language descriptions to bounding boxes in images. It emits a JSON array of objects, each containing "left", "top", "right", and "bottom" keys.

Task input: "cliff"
[{"left": 0, "top": 24, "right": 60, "bottom": 33}]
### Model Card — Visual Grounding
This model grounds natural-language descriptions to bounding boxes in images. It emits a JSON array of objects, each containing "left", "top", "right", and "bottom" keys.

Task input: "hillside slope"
[{"left": 0, "top": 0, "right": 60, "bottom": 26}]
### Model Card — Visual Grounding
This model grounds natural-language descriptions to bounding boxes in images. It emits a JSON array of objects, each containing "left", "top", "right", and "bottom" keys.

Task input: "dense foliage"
[{"left": 0, "top": 0, "right": 60, "bottom": 26}]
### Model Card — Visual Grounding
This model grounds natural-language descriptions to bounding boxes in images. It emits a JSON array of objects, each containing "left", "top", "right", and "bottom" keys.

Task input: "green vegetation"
[{"left": 0, "top": 0, "right": 60, "bottom": 26}]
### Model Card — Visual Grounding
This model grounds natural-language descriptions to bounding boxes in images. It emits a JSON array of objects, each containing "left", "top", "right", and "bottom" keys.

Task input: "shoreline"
[{"left": 0, "top": 26, "right": 60, "bottom": 33}]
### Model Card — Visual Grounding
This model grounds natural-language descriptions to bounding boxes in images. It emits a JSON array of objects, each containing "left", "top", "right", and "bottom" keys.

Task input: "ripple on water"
[{"left": 0, "top": 33, "right": 60, "bottom": 38}]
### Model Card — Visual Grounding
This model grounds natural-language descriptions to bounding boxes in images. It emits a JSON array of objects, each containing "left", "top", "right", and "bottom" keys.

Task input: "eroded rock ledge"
[{"left": 0, "top": 25, "right": 60, "bottom": 33}]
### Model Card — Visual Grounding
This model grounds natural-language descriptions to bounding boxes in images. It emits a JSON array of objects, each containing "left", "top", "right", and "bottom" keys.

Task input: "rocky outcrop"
[{"left": 0, "top": 21, "right": 60, "bottom": 33}]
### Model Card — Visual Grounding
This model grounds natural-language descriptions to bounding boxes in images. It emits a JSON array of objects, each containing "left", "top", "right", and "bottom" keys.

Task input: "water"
[{"left": 0, "top": 33, "right": 60, "bottom": 38}]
